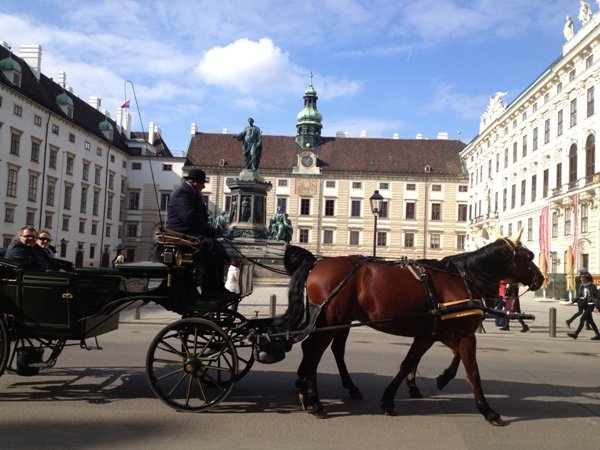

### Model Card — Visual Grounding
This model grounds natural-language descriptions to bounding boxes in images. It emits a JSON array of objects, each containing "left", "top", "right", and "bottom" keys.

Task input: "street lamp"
[
  {"left": 369, "top": 190, "right": 383, "bottom": 257},
  {"left": 59, "top": 238, "right": 67, "bottom": 258}
]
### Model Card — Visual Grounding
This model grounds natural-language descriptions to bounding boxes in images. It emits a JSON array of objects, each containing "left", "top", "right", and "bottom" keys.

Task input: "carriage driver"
[{"left": 167, "top": 168, "right": 237, "bottom": 301}]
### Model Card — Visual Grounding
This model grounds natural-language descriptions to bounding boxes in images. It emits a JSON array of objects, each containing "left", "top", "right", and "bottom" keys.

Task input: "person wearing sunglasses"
[
  {"left": 37, "top": 230, "right": 56, "bottom": 258},
  {"left": 5, "top": 225, "right": 54, "bottom": 271}
]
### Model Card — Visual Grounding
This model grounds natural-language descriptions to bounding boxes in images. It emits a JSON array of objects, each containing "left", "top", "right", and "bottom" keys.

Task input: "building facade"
[
  {"left": 461, "top": 5, "right": 600, "bottom": 281},
  {"left": 186, "top": 83, "right": 469, "bottom": 259},
  {"left": 0, "top": 43, "right": 180, "bottom": 266}
]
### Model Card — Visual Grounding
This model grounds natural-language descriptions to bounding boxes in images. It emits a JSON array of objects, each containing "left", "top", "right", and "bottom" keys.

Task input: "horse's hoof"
[
  {"left": 489, "top": 416, "right": 506, "bottom": 426},
  {"left": 408, "top": 387, "right": 423, "bottom": 399},
  {"left": 311, "top": 408, "right": 328, "bottom": 419},
  {"left": 349, "top": 387, "right": 364, "bottom": 399},
  {"left": 299, "top": 392, "right": 308, "bottom": 410},
  {"left": 382, "top": 408, "right": 397, "bottom": 416}
]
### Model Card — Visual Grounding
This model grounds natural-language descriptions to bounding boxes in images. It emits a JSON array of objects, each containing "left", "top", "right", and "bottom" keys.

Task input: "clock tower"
[{"left": 295, "top": 74, "right": 323, "bottom": 150}]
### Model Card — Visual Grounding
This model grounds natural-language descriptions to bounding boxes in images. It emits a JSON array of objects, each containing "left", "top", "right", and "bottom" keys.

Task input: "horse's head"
[{"left": 501, "top": 229, "right": 544, "bottom": 291}]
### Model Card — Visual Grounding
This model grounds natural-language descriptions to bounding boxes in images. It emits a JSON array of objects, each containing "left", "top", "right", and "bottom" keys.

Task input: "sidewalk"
[{"left": 119, "top": 287, "right": 598, "bottom": 340}]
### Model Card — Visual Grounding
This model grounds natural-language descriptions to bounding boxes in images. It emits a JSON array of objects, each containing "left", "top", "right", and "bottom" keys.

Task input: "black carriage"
[{"left": 0, "top": 229, "right": 317, "bottom": 412}]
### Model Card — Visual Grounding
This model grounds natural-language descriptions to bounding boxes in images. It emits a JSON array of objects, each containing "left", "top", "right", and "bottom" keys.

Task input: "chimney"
[
  {"left": 148, "top": 121, "right": 155, "bottom": 144},
  {"left": 19, "top": 44, "right": 42, "bottom": 79},
  {"left": 360, "top": 130, "right": 367, "bottom": 137},
  {"left": 335, "top": 131, "right": 348, "bottom": 138},
  {"left": 117, "top": 107, "right": 131, "bottom": 139},
  {"left": 416, "top": 133, "right": 423, "bottom": 139},
  {"left": 392, "top": 133, "right": 399, "bottom": 139},
  {"left": 58, "top": 70, "right": 66, "bottom": 87},
  {"left": 88, "top": 96, "right": 101, "bottom": 109},
  {"left": 222, "top": 128, "right": 228, "bottom": 134},
  {"left": 190, "top": 122, "right": 197, "bottom": 135},
  {"left": 437, "top": 132, "right": 449, "bottom": 140},
  {"left": 0, "top": 41, "right": 10, "bottom": 49}
]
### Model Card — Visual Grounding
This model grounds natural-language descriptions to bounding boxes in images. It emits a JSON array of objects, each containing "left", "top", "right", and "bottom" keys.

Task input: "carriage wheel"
[
  {"left": 205, "top": 310, "right": 254, "bottom": 381},
  {"left": 0, "top": 316, "right": 8, "bottom": 376},
  {"left": 146, "top": 317, "right": 238, "bottom": 412}
]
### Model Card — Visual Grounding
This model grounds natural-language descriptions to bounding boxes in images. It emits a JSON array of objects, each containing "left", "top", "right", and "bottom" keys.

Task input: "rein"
[{"left": 219, "top": 234, "right": 290, "bottom": 276}]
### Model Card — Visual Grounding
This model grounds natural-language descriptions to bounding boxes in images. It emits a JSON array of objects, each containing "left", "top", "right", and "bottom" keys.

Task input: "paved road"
[{"left": 1, "top": 288, "right": 599, "bottom": 449}]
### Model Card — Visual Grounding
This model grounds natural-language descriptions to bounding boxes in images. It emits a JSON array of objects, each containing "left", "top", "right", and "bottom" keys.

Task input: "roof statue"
[
  {"left": 479, "top": 92, "right": 508, "bottom": 133},
  {"left": 579, "top": 1, "right": 591, "bottom": 25},
  {"left": 564, "top": 15, "right": 574, "bottom": 40}
]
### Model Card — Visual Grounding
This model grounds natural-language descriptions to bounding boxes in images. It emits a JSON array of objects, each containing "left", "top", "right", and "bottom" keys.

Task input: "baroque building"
[
  {"left": 0, "top": 43, "right": 182, "bottom": 266},
  {"left": 186, "top": 82, "right": 469, "bottom": 259},
  {"left": 461, "top": 3, "right": 600, "bottom": 284}
]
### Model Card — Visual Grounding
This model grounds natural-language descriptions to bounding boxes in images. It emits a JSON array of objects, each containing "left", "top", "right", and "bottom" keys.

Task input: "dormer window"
[
  {"left": 56, "top": 92, "right": 74, "bottom": 119},
  {"left": 0, "top": 54, "right": 22, "bottom": 88}
]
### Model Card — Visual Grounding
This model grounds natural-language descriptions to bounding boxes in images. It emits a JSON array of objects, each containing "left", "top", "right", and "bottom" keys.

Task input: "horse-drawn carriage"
[{"left": 0, "top": 229, "right": 542, "bottom": 424}]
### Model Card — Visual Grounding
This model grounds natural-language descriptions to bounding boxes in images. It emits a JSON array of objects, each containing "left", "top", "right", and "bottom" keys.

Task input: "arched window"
[
  {"left": 585, "top": 134, "right": 595, "bottom": 178},
  {"left": 568, "top": 143, "right": 578, "bottom": 184}
]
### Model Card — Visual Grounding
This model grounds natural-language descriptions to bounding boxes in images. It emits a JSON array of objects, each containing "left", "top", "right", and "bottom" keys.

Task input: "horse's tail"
[
  {"left": 284, "top": 244, "right": 316, "bottom": 275},
  {"left": 274, "top": 246, "right": 316, "bottom": 329}
]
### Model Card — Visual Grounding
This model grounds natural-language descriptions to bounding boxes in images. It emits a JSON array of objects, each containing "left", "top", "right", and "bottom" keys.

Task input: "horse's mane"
[{"left": 420, "top": 239, "right": 513, "bottom": 297}]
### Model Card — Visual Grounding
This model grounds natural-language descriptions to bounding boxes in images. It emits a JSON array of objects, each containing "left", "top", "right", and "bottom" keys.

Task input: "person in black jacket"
[
  {"left": 5, "top": 226, "right": 54, "bottom": 271},
  {"left": 567, "top": 272, "right": 600, "bottom": 340},
  {"left": 167, "top": 168, "right": 234, "bottom": 300}
]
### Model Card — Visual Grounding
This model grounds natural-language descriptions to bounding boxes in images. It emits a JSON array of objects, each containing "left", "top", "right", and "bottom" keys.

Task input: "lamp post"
[
  {"left": 369, "top": 190, "right": 383, "bottom": 257},
  {"left": 59, "top": 238, "right": 67, "bottom": 258}
]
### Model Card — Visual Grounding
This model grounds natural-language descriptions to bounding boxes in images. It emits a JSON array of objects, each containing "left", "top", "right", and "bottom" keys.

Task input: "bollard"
[
  {"left": 134, "top": 306, "right": 141, "bottom": 320},
  {"left": 549, "top": 307, "right": 556, "bottom": 337},
  {"left": 270, "top": 294, "right": 277, "bottom": 316}
]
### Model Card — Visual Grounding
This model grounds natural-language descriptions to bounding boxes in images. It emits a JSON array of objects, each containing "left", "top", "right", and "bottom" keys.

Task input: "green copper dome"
[
  {"left": 98, "top": 118, "right": 113, "bottom": 131},
  {"left": 56, "top": 91, "right": 74, "bottom": 107},
  {"left": 0, "top": 55, "right": 22, "bottom": 72}
]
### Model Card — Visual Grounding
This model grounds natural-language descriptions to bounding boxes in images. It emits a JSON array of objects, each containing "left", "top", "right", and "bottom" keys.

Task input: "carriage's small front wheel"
[{"left": 146, "top": 317, "right": 238, "bottom": 412}]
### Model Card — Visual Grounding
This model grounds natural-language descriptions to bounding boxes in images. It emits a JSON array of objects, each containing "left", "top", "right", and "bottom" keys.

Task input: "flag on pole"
[{"left": 121, "top": 100, "right": 130, "bottom": 109}]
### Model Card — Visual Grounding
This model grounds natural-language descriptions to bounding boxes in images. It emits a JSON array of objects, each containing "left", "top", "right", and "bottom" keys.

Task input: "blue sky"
[{"left": 0, "top": 0, "right": 583, "bottom": 154}]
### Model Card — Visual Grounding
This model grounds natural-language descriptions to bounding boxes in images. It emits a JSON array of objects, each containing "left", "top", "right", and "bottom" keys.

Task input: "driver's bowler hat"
[{"left": 184, "top": 168, "right": 207, "bottom": 183}]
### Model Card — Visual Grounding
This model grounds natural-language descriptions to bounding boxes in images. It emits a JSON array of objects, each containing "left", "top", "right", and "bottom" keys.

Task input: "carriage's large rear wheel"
[
  {"left": 0, "top": 316, "right": 8, "bottom": 376},
  {"left": 146, "top": 317, "right": 238, "bottom": 412}
]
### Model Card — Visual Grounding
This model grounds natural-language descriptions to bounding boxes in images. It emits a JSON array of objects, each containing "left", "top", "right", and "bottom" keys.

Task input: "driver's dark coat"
[{"left": 167, "top": 181, "right": 214, "bottom": 239}]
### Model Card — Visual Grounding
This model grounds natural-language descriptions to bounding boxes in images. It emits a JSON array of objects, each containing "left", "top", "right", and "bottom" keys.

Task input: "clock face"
[{"left": 301, "top": 155, "right": 313, "bottom": 168}]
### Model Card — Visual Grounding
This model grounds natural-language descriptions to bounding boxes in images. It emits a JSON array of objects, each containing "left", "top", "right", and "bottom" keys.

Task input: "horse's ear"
[
  {"left": 507, "top": 227, "right": 524, "bottom": 246},
  {"left": 489, "top": 229, "right": 502, "bottom": 241}
]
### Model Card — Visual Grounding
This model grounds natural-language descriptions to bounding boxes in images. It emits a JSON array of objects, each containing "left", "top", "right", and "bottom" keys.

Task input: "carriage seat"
[
  {"left": 0, "top": 248, "right": 5, "bottom": 259},
  {"left": 153, "top": 227, "right": 202, "bottom": 249}
]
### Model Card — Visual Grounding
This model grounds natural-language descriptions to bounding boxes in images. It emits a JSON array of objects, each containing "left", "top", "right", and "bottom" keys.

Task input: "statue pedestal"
[{"left": 226, "top": 170, "right": 272, "bottom": 240}]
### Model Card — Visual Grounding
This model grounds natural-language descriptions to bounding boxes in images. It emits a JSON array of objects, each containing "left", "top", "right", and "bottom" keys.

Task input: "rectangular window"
[
  {"left": 520, "top": 179, "right": 526, "bottom": 206},
  {"left": 62, "top": 216, "right": 69, "bottom": 232},
  {"left": 46, "top": 179, "right": 56, "bottom": 206},
  {"left": 527, "top": 218, "right": 533, "bottom": 241},
  {"left": 299, "top": 228, "right": 309, "bottom": 243},
  {"left": 586, "top": 54, "right": 594, "bottom": 68},
  {"left": 544, "top": 119, "right": 550, "bottom": 144},
  {"left": 458, "top": 204, "right": 467, "bottom": 221},
  {"left": 457, "top": 234, "right": 466, "bottom": 250},
  {"left": 406, "top": 183, "right": 416, "bottom": 191},
  {"left": 587, "top": 86, "right": 594, "bottom": 117},
  {"left": 430, "top": 233, "right": 440, "bottom": 249},
  {"left": 532, "top": 127, "right": 538, "bottom": 151},
  {"left": 64, "top": 185, "right": 72, "bottom": 210},
  {"left": 404, "top": 232, "right": 414, "bottom": 248},
  {"left": 512, "top": 142, "right": 517, "bottom": 162},
  {"left": 26, "top": 211, "right": 35, "bottom": 225},
  {"left": 300, "top": 198, "right": 310, "bottom": 215},
  {"left": 557, "top": 82, "right": 563, "bottom": 94},
  {"left": 66, "top": 155, "right": 74, "bottom": 175},
  {"left": 128, "top": 191, "right": 140, "bottom": 210},
  {"left": 551, "top": 211, "right": 558, "bottom": 238},
  {"left": 162, "top": 164, "right": 172, "bottom": 171},
  {"left": 351, "top": 182, "right": 362, "bottom": 189},
  {"left": 565, "top": 210, "right": 572, "bottom": 236},
  {"left": 82, "top": 162, "right": 89, "bottom": 181},
  {"left": 106, "top": 194, "right": 113, "bottom": 219},
  {"left": 84, "top": 141, "right": 91, "bottom": 151},
  {"left": 94, "top": 166, "right": 101, "bottom": 185},
  {"left": 350, "top": 200, "right": 361, "bottom": 217},
  {"left": 511, "top": 184, "right": 516, "bottom": 209},
  {"left": 349, "top": 230, "right": 360, "bottom": 246},
  {"left": 10, "top": 131, "right": 20, "bottom": 155},
  {"left": 379, "top": 201, "right": 389, "bottom": 218},
  {"left": 376, "top": 231, "right": 387, "bottom": 247},
  {"left": 543, "top": 169, "right": 549, "bottom": 198},
  {"left": 557, "top": 109, "right": 563, "bottom": 136},
  {"left": 160, "top": 193, "right": 169, "bottom": 211},
  {"left": 531, "top": 175, "right": 537, "bottom": 202},
  {"left": 80, "top": 186, "right": 88, "bottom": 213},
  {"left": 13, "top": 104, "right": 22, "bottom": 116},
  {"left": 325, "top": 180, "right": 335, "bottom": 188},
  {"left": 431, "top": 203, "right": 441, "bottom": 220},
  {"left": 49, "top": 148, "right": 57, "bottom": 169},
  {"left": 69, "top": 133, "right": 75, "bottom": 143},
  {"left": 4, "top": 206, "right": 14, "bottom": 223},
  {"left": 34, "top": 114, "right": 42, "bottom": 126},
  {"left": 93, "top": 190, "right": 100, "bottom": 216},
  {"left": 324, "top": 199, "right": 335, "bottom": 216},
  {"left": 51, "top": 124, "right": 59, "bottom": 135},
  {"left": 431, "top": 184, "right": 442, "bottom": 192},
  {"left": 556, "top": 163, "right": 562, "bottom": 188},
  {"left": 132, "top": 162, "right": 142, "bottom": 170},
  {"left": 276, "top": 197, "right": 286, "bottom": 213},
  {"left": 405, "top": 202, "right": 416, "bottom": 220},
  {"left": 582, "top": 203, "right": 589, "bottom": 233},
  {"left": 105, "top": 224, "right": 111, "bottom": 237},
  {"left": 89, "top": 245, "right": 95, "bottom": 259},
  {"left": 459, "top": 185, "right": 468, "bottom": 192},
  {"left": 28, "top": 175, "right": 38, "bottom": 201},
  {"left": 569, "top": 69, "right": 576, "bottom": 81},
  {"left": 379, "top": 182, "right": 389, "bottom": 190},
  {"left": 7, "top": 169, "right": 18, "bottom": 197},
  {"left": 44, "top": 214, "right": 52, "bottom": 229},
  {"left": 522, "top": 135, "right": 527, "bottom": 157},
  {"left": 127, "top": 224, "right": 137, "bottom": 237},
  {"left": 504, "top": 148, "right": 508, "bottom": 168},
  {"left": 323, "top": 229, "right": 333, "bottom": 245},
  {"left": 31, "top": 140, "right": 40, "bottom": 162},
  {"left": 570, "top": 98, "right": 577, "bottom": 127},
  {"left": 278, "top": 179, "right": 289, "bottom": 187},
  {"left": 502, "top": 188, "right": 507, "bottom": 211},
  {"left": 79, "top": 221, "right": 85, "bottom": 233}
]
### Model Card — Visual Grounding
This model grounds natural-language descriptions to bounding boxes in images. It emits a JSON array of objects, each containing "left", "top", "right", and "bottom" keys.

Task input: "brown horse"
[{"left": 284, "top": 234, "right": 543, "bottom": 425}]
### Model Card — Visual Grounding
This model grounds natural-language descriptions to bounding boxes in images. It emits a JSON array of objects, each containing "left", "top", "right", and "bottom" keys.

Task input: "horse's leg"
[
  {"left": 436, "top": 344, "right": 461, "bottom": 391},
  {"left": 381, "top": 335, "right": 435, "bottom": 415},
  {"left": 405, "top": 343, "right": 461, "bottom": 398},
  {"left": 330, "top": 328, "right": 363, "bottom": 399},
  {"left": 297, "top": 331, "right": 336, "bottom": 418},
  {"left": 458, "top": 334, "right": 504, "bottom": 426}
]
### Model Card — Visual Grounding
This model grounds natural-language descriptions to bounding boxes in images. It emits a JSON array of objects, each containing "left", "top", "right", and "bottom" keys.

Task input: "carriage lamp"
[{"left": 369, "top": 190, "right": 384, "bottom": 257}]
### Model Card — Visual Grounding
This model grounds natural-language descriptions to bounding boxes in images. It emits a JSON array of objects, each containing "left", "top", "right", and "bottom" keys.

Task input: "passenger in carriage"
[
  {"left": 5, "top": 226, "right": 54, "bottom": 271},
  {"left": 167, "top": 168, "right": 236, "bottom": 301}
]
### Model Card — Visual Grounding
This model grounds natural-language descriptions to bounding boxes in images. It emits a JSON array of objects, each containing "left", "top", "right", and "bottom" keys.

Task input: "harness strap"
[{"left": 319, "top": 257, "right": 373, "bottom": 310}]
